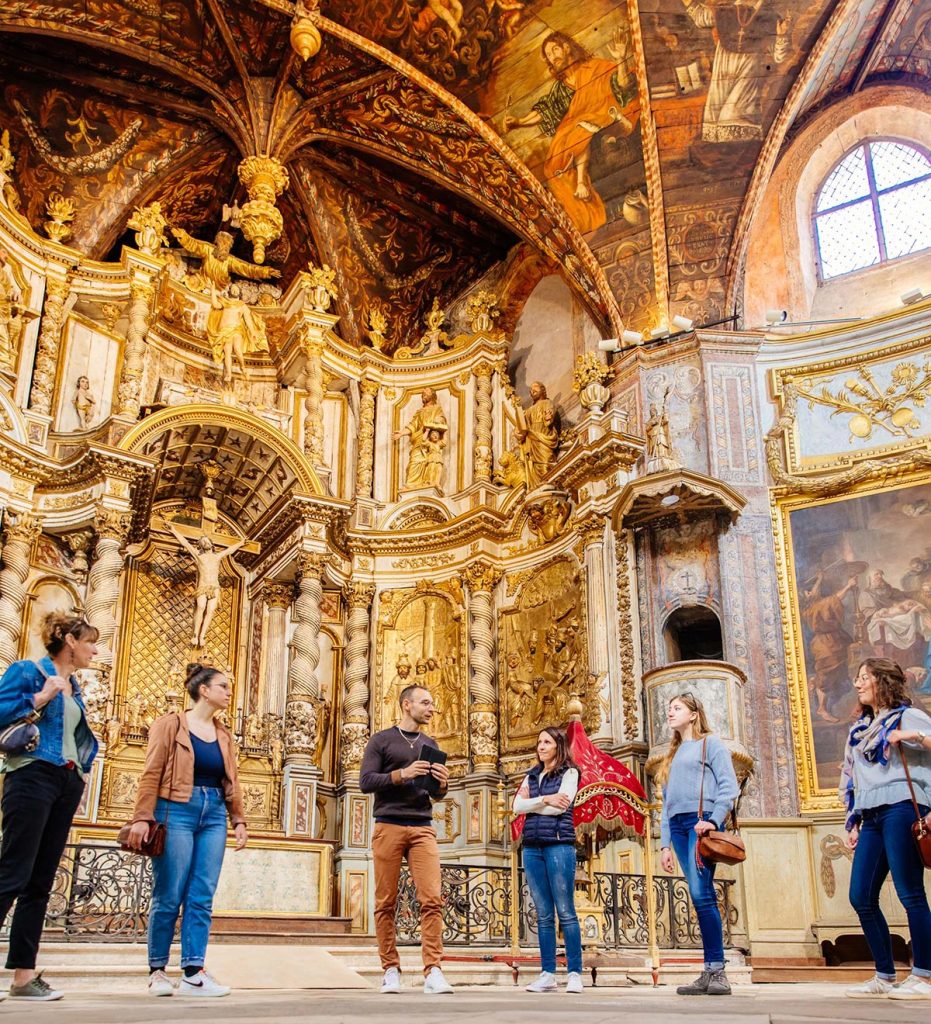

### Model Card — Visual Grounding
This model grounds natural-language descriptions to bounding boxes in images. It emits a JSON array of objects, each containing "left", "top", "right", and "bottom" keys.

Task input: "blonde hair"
[{"left": 655, "top": 692, "right": 712, "bottom": 785}]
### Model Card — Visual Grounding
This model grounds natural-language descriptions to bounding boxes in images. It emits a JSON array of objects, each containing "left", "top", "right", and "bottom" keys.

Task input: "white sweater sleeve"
[{"left": 513, "top": 768, "right": 579, "bottom": 815}]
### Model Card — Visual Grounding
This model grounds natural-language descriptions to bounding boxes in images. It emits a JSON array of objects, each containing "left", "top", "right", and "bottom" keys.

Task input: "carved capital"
[
  {"left": 3, "top": 514, "right": 39, "bottom": 547},
  {"left": 573, "top": 512, "right": 607, "bottom": 548},
  {"left": 463, "top": 560, "right": 502, "bottom": 594},
  {"left": 344, "top": 581, "right": 375, "bottom": 610},
  {"left": 94, "top": 507, "right": 131, "bottom": 542},
  {"left": 360, "top": 378, "right": 380, "bottom": 398},
  {"left": 263, "top": 581, "right": 293, "bottom": 610},
  {"left": 296, "top": 551, "right": 328, "bottom": 580},
  {"left": 473, "top": 361, "right": 495, "bottom": 379}
]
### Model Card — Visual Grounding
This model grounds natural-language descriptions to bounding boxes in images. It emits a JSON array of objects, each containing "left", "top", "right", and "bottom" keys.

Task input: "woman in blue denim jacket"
[
  {"left": 0, "top": 612, "right": 99, "bottom": 1002},
  {"left": 658, "top": 692, "right": 739, "bottom": 997}
]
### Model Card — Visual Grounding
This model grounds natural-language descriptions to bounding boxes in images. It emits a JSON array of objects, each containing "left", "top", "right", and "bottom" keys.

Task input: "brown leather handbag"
[
  {"left": 118, "top": 819, "right": 167, "bottom": 858},
  {"left": 696, "top": 737, "right": 747, "bottom": 867},
  {"left": 901, "top": 746, "right": 931, "bottom": 870}
]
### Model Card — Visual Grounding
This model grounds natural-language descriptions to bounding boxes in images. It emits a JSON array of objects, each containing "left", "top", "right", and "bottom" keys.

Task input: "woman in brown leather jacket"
[{"left": 127, "top": 663, "right": 247, "bottom": 998}]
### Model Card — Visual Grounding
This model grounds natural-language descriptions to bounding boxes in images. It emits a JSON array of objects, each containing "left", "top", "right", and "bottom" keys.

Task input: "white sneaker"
[
  {"left": 178, "top": 970, "right": 230, "bottom": 997},
  {"left": 846, "top": 974, "right": 895, "bottom": 998},
  {"left": 423, "top": 966, "right": 454, "bottom": 994},
  {"left": 889, "top": 975, "right": 931, "bottom": 1000},
  {"left": 526, "top": 971, "right": 557, "bottom": 993},
  {"left": 565, "top": 972, "right": 584, "bottom": 993},
  {"left": 381, "top": 967, "right": 401, "bottom": 994},
  {"left": 147, "top": 970, "right": 174, "bottom": 997}
]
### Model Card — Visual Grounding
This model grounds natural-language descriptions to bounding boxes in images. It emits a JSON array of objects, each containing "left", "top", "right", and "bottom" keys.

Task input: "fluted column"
[
  {"left": 302, "top": 337, "right": 325, "bottom": 466},
  {"left": 340, "top": 581, "right": 375, "bottom": 775},
  {"left": 262, "top": 582, "right": 293, "bottom": 718},
  {"left": 576, "top": 514, "right": 610, "bottom": 679},
  {"left": 0, "top": 515, "right": 39, "bottom": 671},
  {"left": 355, "top": 378, "right": 378, "bottom": 499},
  {"left": 473, "top": 362, "right": 494, "bottom": 483},
  {"left": 117, "top": 275, "right": 156, "bottom": 418},
  {"left": 85, "top": 508, "right": 130, "bottom": 664},
  {"left": 464, "top": 560, "right": 502, "bottom": 769},
  {"left": 285, "top": 553, "right": 325, "bottom": 765},
  {"left": 29, "top": 276, "right": 69, "bottom": 415}
]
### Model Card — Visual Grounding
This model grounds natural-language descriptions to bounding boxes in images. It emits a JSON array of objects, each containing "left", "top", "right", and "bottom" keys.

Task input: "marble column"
[
  {"left": 463, "top": 560, "right": 502, "bottom": 769},
  {"left": 261, "top": 582, "right": 292, "bottom": 719},
  {"left": 29, "top": 276, "right": 69, "bottom": 415},
  {"left": 340, "top": 581, "right": 375, "bottom": 776},
  {"left": 302, "top": 337, "right": 325, "bottom": 467},
  {"left": 473, "top": 362, "right": 494, "bottom": 483},
  {"left": 85, "top": 508, "right": 131, "bottom": 665},
  {"left": 117, "top": 275, "right": 156, "bottom": 419},
  {"left": 0, "top": 515, "right": 39, "bottom": 671},
  {"left": 355, "top": 378, "right": 378, "bottom": 499},
  {"left": 576, "top": 513, "right": 610, "bottom": 680}
]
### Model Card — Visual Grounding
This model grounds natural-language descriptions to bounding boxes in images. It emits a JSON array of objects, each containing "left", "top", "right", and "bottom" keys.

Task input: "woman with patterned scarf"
[{"left": 841, "top": 658, "right": 931, "bottom": 1001}]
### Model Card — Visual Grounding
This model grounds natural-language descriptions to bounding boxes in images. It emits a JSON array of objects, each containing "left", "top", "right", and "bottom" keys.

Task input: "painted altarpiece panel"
[
  {"left": 773, "top": 472, "right": 931, "bottom": 812},
  {"left": 498, "top": 557, "right": 597, "bottom": 754},
  {"left": 375, "top": 584, "right": 467, "bottom": 759}
]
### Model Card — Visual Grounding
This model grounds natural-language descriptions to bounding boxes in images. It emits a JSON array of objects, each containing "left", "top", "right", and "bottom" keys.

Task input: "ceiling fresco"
[{"left": 0, "top": 0, "right": 924, "bottom": 346}]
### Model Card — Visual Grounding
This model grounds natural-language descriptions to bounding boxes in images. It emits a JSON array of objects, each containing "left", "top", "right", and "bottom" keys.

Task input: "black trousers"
[{"left": 0, "top": 760, "right": 85, "bottom": 969}]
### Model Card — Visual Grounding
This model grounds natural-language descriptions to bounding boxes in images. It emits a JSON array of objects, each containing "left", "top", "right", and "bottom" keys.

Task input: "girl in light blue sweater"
[{"left": 658, "top": 692, "right": 739, "bottom": 997}]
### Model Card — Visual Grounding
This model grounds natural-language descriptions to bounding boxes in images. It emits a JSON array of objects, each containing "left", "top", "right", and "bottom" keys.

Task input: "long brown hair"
[
  {"left": 856, "top": 658, "right": 911, "bottom": 717},
  {"left": 536, "top": 726, "right": 576, "bottom": 774},
  {"left": 540, "top": 31, "right": 591, "bottom": 82},
  {"left": 656, "top": 692, "right": 712, "bottom": 784}
]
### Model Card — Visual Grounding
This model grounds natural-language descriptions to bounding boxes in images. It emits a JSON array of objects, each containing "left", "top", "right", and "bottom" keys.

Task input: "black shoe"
[
  {"left": 676, "top": 971, "right": 711, "bottom": 995},
  {"left": 706, "top": 970, "right": 732, "bottom": 996}
]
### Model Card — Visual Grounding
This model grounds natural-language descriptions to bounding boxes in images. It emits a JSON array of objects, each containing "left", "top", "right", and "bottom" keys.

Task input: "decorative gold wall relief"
[
  {"left": 498, "top": 557, "right": 596, "bottom": 753},
  {"left": 375, "top": 581, "right": 466, "bottom": 759}
]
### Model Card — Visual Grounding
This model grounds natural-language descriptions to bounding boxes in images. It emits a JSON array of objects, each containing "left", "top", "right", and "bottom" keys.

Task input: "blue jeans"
[
  {"left": 849, "top": 799, "right": 931, "bottom": 979},
  {"left": 668, "top": 812, "right": 725, "bottom": 970},
  {"left": 147, "top": 788, "right": 228, "bottom": 969},
  {"left": 522, "top": 843, "right": 583, "bottom": 974}
]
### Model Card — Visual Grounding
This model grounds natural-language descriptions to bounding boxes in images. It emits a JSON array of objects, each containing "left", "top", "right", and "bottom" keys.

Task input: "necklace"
[{"left": 396, "top": 725, "right": 421, "bottom": 750}]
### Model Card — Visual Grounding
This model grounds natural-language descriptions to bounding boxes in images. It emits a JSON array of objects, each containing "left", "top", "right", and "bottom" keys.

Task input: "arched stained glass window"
[{"left": 813, "top": 140, "right": 931, "bottom": 281}]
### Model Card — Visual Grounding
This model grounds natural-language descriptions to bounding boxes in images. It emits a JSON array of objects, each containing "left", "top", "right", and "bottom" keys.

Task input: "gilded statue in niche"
[
  {"left": 377, "top": 587, "right": 466, "bottom": 758},
  {"left": 495, "top": 381, "right": 559, "bottom": 490},
  {"left": 395, "top": 387, "right": 449, "bottom": 495},
  {"left": 168, "top": 522, "right": 247, "bottom": 648},
  {"left": 498, "top": 558, "right": 596, "bottom": 752},
  {"left": 0, "top": 246, "right": 29, "bottom": 375}
]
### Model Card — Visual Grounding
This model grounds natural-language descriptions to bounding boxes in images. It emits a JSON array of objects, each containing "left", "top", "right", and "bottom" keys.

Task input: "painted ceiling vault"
[{"left": 0, "top": 0, "right": 926, "bottom": 347}]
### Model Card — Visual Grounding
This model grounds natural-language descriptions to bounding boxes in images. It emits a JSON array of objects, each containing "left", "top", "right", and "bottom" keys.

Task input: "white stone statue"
[
  {"left": 169, "top": 522, "right": 247, "bottom": 648},
  {"left": 73, "top": 375, "right": 97, "bottom": 429}
]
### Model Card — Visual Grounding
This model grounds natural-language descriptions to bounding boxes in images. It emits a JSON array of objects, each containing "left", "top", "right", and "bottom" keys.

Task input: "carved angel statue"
[
  {"left": 207, "top": 282, "right": 270, "bottom": 384},
  {"left": 169, "top": 522, "right": 247, "bottom": 648},
  {"left": 73, "top": 375, "right": 97, "bottom": 429}
]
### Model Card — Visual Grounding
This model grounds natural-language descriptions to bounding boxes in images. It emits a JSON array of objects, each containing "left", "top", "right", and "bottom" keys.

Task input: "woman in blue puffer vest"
[{"left": 513, "top": 726, "right": 583, "bottom": 994}]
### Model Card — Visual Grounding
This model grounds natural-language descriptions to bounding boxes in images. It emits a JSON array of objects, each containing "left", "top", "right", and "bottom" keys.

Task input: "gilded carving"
[
  {"left": 573, "top": 352, "right": 612, "bottom": 414},
  {"left": 498, "top": 557, "right": 596, "bottom": 752},
  {"left": 526, "top": 490, "right": 572, "bottom": 544},
  {"left": 44, "top": 192, "right": 75, "bottom": 243},
  {"left": 395, "top": 387, "right": 448, "bottom": 495},
  {"left": 127, "top": 202, "right": 169, "bottom": 256},
  {"left": 0, "top": 246, "right": 31, "bottom": 376},
  {"left": 495, "top": 381, "right": 559, "bottom": 490},
  {"left": 614, "top": 529, "right": 638, "bottom": 741},
  {"left": 29, "top": 277, "right": 69, "bottom": 416},
  {"left": 237, "top": 156, "right": 290, "bottom": 264},
  {"left": 305, "top": 262, "right": 338, "bottom": 311},
  {"left": 465, "top": 289, "right": 500, "bottom": 334}
]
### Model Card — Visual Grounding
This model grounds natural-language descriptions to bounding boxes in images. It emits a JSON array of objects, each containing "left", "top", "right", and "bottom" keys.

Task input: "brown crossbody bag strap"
[{"left": 698, "top": 736, "right": 706, "bottom": 821}]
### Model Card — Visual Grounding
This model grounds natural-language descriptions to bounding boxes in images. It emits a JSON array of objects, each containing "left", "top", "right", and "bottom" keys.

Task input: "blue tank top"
[{"left": 190, "top": 733, "right": 225, "bottom": 789}]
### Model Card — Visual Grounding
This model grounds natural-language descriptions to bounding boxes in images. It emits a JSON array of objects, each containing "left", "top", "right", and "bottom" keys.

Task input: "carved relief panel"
[
  {"left": 375, "top": 581, "right": 467, "bottom": 759},
  {"left": 498, "top": 557, "right": 597, "bottom": 754}
]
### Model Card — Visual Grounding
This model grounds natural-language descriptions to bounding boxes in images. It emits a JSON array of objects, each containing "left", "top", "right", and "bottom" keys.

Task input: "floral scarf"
[{"left": 840, "top": 704, "right": 909, "bottom": 831}]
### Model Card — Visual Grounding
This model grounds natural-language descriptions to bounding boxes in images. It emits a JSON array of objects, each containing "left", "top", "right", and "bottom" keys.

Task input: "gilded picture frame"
[{"left": 772, "top": 467, "right": 931, "bottom": 812}]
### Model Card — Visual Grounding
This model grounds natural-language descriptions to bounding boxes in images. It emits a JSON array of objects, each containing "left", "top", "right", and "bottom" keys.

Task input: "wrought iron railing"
[
  {"left": 396, "top": 863, "right": 737, "bottom": 950},
  {"left": 1, "top": 843, "right": 153, "bottom": 942}
]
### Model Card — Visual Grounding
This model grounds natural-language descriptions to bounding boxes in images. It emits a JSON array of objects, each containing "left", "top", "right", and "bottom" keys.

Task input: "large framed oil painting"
[{"left": 774, "top": 472, "right": 931, "bottom": 812}]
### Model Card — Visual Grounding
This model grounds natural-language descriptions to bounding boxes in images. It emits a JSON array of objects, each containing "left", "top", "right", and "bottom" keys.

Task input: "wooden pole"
[{"left": 643, "top": 804, "right": 660, "bottom": 986}]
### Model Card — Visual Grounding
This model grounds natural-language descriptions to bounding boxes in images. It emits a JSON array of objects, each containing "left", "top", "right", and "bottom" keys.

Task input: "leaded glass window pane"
[
  {"left": 870, "top": 141, "right": 931, "bottom": 192},
  {"left": 816, "top": 146, "right": 870, "bottom": 212},
  {"left": 815, "top": 200, "right": 881, "bottom": 279},
  {"left": 878, "top": 179, "right": 931, "bottom": 259}
]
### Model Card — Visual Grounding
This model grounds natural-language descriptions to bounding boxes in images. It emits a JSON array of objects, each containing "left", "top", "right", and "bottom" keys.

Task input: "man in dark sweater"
[{"left": 360, "top": 684, "right": 452, "bottom": 995}]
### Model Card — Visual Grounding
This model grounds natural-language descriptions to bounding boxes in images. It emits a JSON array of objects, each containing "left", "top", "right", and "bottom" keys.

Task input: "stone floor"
[{"left": 5, "top": 984, "right": 928, "bottom": 1024}]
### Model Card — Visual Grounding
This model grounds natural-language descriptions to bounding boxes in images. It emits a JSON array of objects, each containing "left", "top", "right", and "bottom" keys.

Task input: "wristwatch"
[{"left": 916, "top": 730, "right": 927, "bottom": 742}]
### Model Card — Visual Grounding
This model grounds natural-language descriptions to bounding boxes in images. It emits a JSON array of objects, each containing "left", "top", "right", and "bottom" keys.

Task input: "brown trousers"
[{"left": 373, "top": 822, "right": 444, "bottom": 973}]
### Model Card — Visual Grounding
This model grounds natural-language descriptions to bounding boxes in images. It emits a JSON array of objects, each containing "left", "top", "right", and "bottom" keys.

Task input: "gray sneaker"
[
  {"left": 706, "top": 969, "right": 732, "bottom": 996},
  {"left": 676, "top": 970, "right": 712, "bottom": 995},
  {"left": 9, "top": 973, "right": 64, "bottom": 1001}
]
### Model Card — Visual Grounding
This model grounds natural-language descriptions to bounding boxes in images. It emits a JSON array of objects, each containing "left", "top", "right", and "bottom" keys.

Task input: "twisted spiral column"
[
  {"left": 117, "top": 276, "right": 156, "bottom": 418},
  {"left": 302, "top": 338, "right": 325, "bottom": 466},
  {"left": 0, "top": 516, "right": 39, "bottom": 671},
  {"left": 29, "top": 277, "right": 69, "bottom": 415},
  {"left": 473, "top": 362, "right": 494, "bottom": 483},
  {"left": 355, "top": 378, "right": 378, "bottom": 498},
  {"left": 285, "top": 553, "right": 326, "bottom": 764},
  {"left": 85, "top": 508, "right": 130, "bottom": 664},
  {"left": 340, "top": 581, "right": 375, "bottom": 774},
  {"left": 464, "top": 561, "right": 502, "bottom": 768}
]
